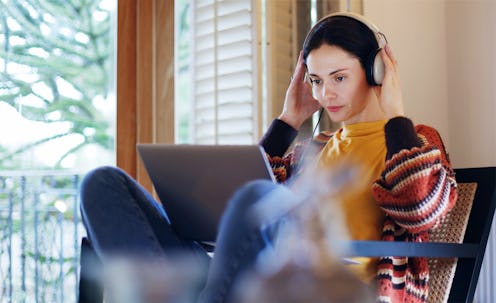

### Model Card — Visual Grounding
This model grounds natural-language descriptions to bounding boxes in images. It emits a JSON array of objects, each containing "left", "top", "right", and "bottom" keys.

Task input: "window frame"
[
  {"left": 117, "top": 1, "right": 174, "bottom": 191},
  {"left": 115, "top": 1, "right": 315, "bottom": 190}
]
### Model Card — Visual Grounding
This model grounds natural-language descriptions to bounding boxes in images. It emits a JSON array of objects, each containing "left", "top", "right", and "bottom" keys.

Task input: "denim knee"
[
  {"left": 217, "top": 180, "right": 279, "bottom": 235},
  {"left": 226, "top": 180, "right": 278, "bottom": 211},
  {"left": 79, "top": 166, "right": 128, "bottom": 220},
  {"left": 81, "top": 166, "right": 123, "bottom": 192},
  {"left": 224, "top": 180, "right": 274, "bottom": 219}
]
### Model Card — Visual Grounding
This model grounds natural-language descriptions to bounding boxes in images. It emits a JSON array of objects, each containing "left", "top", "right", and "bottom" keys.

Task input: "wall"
[
  {"left": 363, "top": 2, "right": 496, "bottom": 301},
  {"left": 445, "top": 1, "right": 496, "bottom": 168},
  {"left": 363, "top": 0, "right": 496, "bottom": 168},
  {"left": 362, "top": 0, "right": 449, "bottom": 152}
]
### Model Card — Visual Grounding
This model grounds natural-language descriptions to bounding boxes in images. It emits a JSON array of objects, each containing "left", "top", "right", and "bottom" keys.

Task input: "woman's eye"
[
  {"left": 310, "top": 78, "right": 321, "bottom": 85},
  {"left": 335, "top": 75, "right": 345, "bottom": 82}
]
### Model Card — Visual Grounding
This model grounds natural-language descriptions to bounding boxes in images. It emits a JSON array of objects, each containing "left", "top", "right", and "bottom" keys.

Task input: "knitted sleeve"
[
  {"left": 259, "top": 119, "right": 298, "bottom": 157},
  {"left": 260, "top": 119, "right": 331, "bottom": 183},
  {"left": 258, "top": 119, "right": 298, "bottom": 183},
  {"left": 265, "top": 140, "right": 307, "bottom": 183},
  {"left": 371, "top": 123, "right": 458, "bottom": 234}
]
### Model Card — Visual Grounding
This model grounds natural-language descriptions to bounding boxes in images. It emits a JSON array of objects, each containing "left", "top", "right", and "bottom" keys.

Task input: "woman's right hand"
[{"left": 278, "top": 51, "right": 321, "bottom": 130}]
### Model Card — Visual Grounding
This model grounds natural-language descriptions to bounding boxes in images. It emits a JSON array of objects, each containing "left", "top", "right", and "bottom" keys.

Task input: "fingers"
[
  {"left": 377, "top": 44, "right": 405, "bottom": 118},
  {"left": 291, "top": 51, "right": 306, "bottom": 83},
  {"left": 381, "top": 44, "right": 398, "bottom": 73},
  {"left": 385, "top": 44, "right": 394, "bottom": 59}
]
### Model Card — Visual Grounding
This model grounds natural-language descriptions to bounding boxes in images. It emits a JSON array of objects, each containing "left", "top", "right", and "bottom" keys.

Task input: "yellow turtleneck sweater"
[{"left": 316, "top": 120, "right": 387, "bottom": 282}]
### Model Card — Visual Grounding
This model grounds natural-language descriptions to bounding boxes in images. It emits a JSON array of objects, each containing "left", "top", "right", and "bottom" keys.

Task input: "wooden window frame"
[
  {"left": 117, "top": 1, "right": 174, "bottom": 192},
  {"left": 115, "top": 1, "right": 315, "bottom": 191}
]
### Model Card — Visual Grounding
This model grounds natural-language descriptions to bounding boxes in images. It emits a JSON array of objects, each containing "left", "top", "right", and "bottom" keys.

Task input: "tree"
[{"left": 0, "top": 0, "right": 114, "bottom": 169}]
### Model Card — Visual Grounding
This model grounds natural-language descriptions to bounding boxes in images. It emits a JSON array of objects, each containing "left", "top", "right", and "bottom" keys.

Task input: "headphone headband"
[{"left": 314, "top": 12, "right": 387, "bottom": 48}]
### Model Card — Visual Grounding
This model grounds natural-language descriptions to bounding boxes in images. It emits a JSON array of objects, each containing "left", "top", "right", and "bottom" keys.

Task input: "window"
[
  {"left": 122, "top": 0, "right": 327, "bottom": 183},
  {"left": 176, "top": 0, "right": 306, "bottom": 144},
  {"left": 0, "top": 1, "right": 116, "bottom": 302},
  {"left": 0, "top": 0, "right": 116, "bottom": 170}
]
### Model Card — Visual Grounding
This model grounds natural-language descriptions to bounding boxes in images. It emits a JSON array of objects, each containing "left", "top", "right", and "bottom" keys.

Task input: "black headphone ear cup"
[{"left": 366, "top": 48, "right": 385, "bottom": 86}]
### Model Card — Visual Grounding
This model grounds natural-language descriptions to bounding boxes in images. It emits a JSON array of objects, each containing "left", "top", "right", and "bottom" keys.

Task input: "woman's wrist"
[
  {"left": 384, "top": 103, "right": 405, "bottom": 120},
  {"left": 386, "top": 113, "right": 406, "bottom": 120},
  {"left": 278, "top": 112, "right": 304, "bottom": 131}
]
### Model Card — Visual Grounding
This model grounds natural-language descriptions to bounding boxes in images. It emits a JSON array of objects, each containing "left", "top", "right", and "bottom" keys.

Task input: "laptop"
[{"left": 137, "top": 144, "right": 276, "bottom": 242}]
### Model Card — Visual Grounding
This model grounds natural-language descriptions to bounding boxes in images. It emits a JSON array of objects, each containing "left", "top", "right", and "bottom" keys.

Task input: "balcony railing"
[{"left": 0, "top": 171, "right": 84, "bottom": 303}]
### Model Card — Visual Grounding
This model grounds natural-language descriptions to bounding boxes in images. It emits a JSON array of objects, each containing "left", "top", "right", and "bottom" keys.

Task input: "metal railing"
[{"left": 0, "top": 171, "right": 85, "bottom": 303}]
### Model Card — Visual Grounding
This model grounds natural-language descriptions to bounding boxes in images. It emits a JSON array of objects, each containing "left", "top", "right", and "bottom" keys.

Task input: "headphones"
[{"left": 305, "top": 12, "right": 387, "bottom": 86}]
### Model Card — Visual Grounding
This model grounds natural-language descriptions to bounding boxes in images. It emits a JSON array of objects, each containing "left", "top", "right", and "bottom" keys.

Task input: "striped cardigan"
[{"left": 261, "top": 118, "right": 458, "bottom": 303}]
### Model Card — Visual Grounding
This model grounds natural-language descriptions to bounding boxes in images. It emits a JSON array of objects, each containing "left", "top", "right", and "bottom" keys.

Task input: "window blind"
[
  {"left": 189, "top": 0, "right": 299, "bottom": 144},
  {"left": 191, "top": 0, "right": 257, "bottom": 144}
]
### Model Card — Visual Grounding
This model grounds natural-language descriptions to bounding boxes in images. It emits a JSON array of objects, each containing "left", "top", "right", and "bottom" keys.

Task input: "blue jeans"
[{"left": 80, "top": 166, "right": 291, "bottom": 303}]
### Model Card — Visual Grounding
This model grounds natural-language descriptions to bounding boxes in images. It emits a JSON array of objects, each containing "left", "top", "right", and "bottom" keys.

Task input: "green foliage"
[
  {"left": 0, "top": 0, "right": 114, "bottom": 169},
  {"left": 176, "top": 0, "right": 191, "bottom": 143}
]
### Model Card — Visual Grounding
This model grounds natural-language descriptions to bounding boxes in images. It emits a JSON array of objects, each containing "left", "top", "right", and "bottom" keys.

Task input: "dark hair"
[{"left": 302, "top": 15, "right": 379, "bottom": 71}]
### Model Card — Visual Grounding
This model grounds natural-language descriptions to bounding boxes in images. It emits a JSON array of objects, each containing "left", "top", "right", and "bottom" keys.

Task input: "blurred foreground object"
[
  {"left": 103, "top": 255, "right": 207, "bottom": 303},
  {"left": 235, "top": 161, "right": 375, "bottom": 302}
]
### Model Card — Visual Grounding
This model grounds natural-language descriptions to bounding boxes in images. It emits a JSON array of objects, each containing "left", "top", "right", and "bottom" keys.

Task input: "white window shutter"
[
  {"left": 190, "top": 0, "right": 258, "bottom": 144},
  {"left": 189, "top": 0, "right": 299, "bottom": 144}
]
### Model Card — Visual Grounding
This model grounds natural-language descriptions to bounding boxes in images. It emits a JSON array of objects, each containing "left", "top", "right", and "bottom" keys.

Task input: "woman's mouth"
[{"left": 327, "top": 106, "right": 344, "bottom": 113}]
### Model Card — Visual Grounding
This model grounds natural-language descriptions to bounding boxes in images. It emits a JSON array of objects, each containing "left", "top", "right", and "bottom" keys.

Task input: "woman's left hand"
[{"left": 374, "top": 44, "right": 405, "bottom": 119}]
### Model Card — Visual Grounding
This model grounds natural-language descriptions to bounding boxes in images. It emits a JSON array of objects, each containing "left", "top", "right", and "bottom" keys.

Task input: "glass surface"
[
  {"left": 0, "top": 1, "right": 116, "bottom": 302},
  {"left": 175, "top": 0, "right": 191, "bottom": 143},
  {"left": 0, "top": 0, "right": 116, "bottom": 172}
]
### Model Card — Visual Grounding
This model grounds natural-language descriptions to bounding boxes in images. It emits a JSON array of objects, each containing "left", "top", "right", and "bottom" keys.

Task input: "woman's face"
[{"left": 306, "top": 44, "right": 376, "bottom": 124}]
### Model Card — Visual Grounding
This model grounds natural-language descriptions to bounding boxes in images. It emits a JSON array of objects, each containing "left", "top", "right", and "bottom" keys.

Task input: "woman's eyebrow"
[
  {"left": 328, "top": 68, "right": 348, "bottom": 75},
  {"left": 307, "top": 68, "right": 348, "bottom": 77}
]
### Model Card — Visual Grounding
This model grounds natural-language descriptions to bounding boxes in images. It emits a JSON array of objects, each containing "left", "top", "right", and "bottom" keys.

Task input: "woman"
[
  {"left": 253, "top": 12, "right": 458, "bottom": 303},
  {"left": 80, "top": 12, "right": 457, "bottom": 303}
]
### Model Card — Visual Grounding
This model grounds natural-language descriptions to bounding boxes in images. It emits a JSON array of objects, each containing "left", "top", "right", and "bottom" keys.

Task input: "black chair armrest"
[
  {"left": 342, "top": 241, "right": 479, "bottom": 258},
  {"left": 78, "top": 237, "right": 104, "bottom": 303}
]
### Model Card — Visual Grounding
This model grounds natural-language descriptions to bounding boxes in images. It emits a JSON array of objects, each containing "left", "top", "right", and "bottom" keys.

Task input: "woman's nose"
[{"left": 322, "top": 83, "right": 336, "bottom": 99}]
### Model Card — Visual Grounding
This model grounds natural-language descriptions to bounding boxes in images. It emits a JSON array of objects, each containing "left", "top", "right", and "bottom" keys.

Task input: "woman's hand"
[
  {"left": 374, "top": 44, "right": 405, "bottom": 119},
  {"left": 278, "top": 51, "right": 321, "bottom": 130}
]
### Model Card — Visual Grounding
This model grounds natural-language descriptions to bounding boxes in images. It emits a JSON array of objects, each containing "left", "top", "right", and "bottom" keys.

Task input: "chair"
[
  {"left": 346, "top": 166, "right": 496, "bottom": 303},
  {"left": 78, "top": 167, "right": 496, "bottom": 303},
  {"left": 427, "top": 182, "right": 477, "bottom": 302},
  {"left": 78, "top": 237, "right": 103, "bottom": 303}
]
